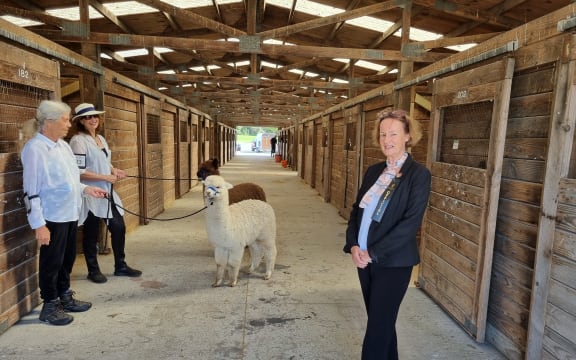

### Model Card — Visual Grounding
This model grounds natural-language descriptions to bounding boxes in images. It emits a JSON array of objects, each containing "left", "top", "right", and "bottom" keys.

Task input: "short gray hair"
[{"left": 22, "top": 100, "right": 71, "bottom": 137}]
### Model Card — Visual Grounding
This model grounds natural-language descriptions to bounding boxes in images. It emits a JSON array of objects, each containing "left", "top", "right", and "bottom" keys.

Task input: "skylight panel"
[
  {"left": 162, "top": 0, "right": 213, "bottom": 7},
  {"left": 157, "top": 70, "right": 176, "bottom": 74},
  {"left": 354, "top": 60, "right": 385, "bottom": 72},
  {"left": 116, "top": 49, "right": 148, "bottom": 58},
  {"left": 46, "top": 7, "right": 103, "bottom": 20},
  {"left": 190, "top": 66, "right": 206, "bottom": 71},
  {"left": 267, "top": 0, "right": 342, "bottom": 17},
  {"left": 332, "top": 78, "right": 348, "bottom": 84},
  {"left": 102, "top": 2, "right": 157, "bottom": 16},
  {"left": 155, "top": 47, "right": 174, "bottom": 54},
  {"left": 447, "top": 44, "right": 477, "bottom": 52},
  {"left": 234, "top": 60, "right": 250, "bottom": 67},
  {"left": 1, "top": 16, "right": 42, "bottom": 27},
  {"left": 347, "top": 16, "right": 394, "bottom": 33},
  {"left": 261, "top": 61, "right": 279, "bottom": 69},
  {"left": 295, "top": 0, "right": 343, "bottom": 17},
  {"left": 289, "top": 69, "right": 305, "bottom": 76}
]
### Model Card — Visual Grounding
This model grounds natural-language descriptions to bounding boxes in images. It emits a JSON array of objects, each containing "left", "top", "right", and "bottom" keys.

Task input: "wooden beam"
[
  {"left": 258, "top": 0, "right": 400, "bottom": 39},
  {"left": 446, "top": 0, "right": 527, "bottom": 37},
  {"left": 369, "top": 6, "right": 425, "bottom": 49},
  {"left": 136, "top": 0, "right": 246, "bottom": 38},
  {"left": 89, "top": 0, "right": 133, "bottom": 33},
  {"left": 327, "top": 0, "right": 362, "bottom": 40},
  {"left": 414, "top": 32, "right": 501, "bottom": 50},
  {"left": 33, "top": 30, "right": 447, "bottom": 62},
  {"left": 258, "top": 58, "right": 319, "bottom": 78},
  {"left": 61, "top": 80, "right": 80, "bottom": 97},
  {"left": 182, "top": 91, "right": 340, "bottom": 105},
  {"left": 0, "top": 18, "right": 104, "bottom": 74},
  {"left": 413, "top": 0, "right": 523, "bottom": 28},
  {"left": 152, "top": 73, "right": 377, "bottom": 90},
  {"left": 0, "top": 5, "right": 64, "bottom": 28}
]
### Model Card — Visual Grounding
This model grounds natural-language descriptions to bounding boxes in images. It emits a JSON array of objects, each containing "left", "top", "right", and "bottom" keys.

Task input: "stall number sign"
[{"left": 18, "top": 63, "right": 30, "bottom": 79}]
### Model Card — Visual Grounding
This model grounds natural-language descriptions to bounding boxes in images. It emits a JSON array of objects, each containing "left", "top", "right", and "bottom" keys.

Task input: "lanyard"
[{"left": 371, "top": 179, "right": 398, "bottom": 223}]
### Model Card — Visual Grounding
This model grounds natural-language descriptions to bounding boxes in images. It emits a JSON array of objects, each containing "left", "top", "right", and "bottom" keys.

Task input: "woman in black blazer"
[{"left": 344, "top": 109, "right": 431, "bottom": 360}]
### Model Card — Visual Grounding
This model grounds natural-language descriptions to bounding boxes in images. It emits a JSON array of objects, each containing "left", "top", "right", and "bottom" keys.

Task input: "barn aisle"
[{"left": 0, "top": 152, "right": 504, "bottom": 360}]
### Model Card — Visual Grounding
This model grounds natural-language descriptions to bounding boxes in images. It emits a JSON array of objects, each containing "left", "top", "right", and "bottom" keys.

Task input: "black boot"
[
  {"left": 114, "top": 263, "right": 142, "bottom": 277},
  {"left": 39, "top": 299, "right": 73, "bottom": 325},
  {"left": 60, "top": 290, "right": 92, "bottom": 312}
]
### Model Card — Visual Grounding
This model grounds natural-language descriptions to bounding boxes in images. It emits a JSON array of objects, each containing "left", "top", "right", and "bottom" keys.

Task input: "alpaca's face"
[
  {"left": 197, "top": 159, "right": 220, "bottom": 181},
  {"left": 204, "top": 175, "right": 226, "bottom": 203}
]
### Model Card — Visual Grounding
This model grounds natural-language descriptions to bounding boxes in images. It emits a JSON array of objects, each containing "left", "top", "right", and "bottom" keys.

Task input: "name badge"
[{"left": 75, "top": 154, "right": 86, "bottom": 169}]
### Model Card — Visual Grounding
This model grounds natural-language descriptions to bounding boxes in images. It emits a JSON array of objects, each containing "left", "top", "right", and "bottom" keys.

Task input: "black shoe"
[
  {"left": 114, "top": 264, "right": 142, "bottom": 277},
  {"left": 39, "top": 299, "right": 74, "bottom": 325},
  {"left": 87, "top": 271, "right": 107, "bottom": 283},
  {"left": 60, "top": 290, "right": 92, "bottom": 312}
]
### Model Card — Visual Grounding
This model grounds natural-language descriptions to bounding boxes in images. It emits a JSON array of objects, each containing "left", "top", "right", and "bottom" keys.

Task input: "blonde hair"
[
  {"left": 373, "top": 109, "right": 423, "bottom": 147},
  {"left": 21, "top": 100, "right": 71, "bottom": 138}
]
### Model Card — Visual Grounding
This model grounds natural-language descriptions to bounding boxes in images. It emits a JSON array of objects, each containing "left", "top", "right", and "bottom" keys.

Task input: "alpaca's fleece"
[
  {"left": 198, "top": 158, "right": 267, "bottom": 204},
  {"left": 203, "top": 175, "right": 277, "bottom": 287}
]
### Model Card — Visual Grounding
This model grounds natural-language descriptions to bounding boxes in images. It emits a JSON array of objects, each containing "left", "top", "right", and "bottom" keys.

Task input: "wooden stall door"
[{"left": 419, "top": 57, "right": 515, "bottom": 342}]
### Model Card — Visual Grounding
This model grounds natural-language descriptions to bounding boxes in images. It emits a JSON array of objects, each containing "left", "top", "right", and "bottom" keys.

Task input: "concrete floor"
[{"left": 0, "top": 152, "right": 506, "bottom": 360}]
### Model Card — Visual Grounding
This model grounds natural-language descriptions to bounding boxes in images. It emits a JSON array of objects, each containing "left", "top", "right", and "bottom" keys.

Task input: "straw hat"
[{"left": 72, "top": 103, "right": 105, "bottom": 121}]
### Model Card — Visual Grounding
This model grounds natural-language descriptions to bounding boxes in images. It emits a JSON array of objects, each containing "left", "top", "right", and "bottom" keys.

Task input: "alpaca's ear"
[
  {"left": 225, "top": 182, "right": 233, "bottom": 189},
  {"left": 212, "top": 158, "right": 220, "bottom": 168}
]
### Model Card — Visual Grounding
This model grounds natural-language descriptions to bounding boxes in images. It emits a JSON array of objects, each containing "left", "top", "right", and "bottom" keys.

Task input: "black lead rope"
[
  {"left": 125, "top": 174, "right": 201, "bottom": 181},
  {"left": 104, "top": 192, "right": 207, "bottom": 222}
]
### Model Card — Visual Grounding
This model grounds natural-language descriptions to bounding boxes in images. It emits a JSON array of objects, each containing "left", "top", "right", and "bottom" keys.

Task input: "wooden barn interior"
[{"left": 2, "top": 1, "right": 576, "bottom": 359}]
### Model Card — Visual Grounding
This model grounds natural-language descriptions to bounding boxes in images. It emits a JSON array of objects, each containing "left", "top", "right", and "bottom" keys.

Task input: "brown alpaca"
[{"left": 197, "top": 158, "right": 266, "bottom": 205}]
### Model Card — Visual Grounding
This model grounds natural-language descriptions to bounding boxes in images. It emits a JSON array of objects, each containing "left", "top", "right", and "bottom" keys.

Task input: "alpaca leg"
[
  {"left": 247, "top": 243, "right": 262, "bottom": 274},
  {"left": 227, "top": 246, "right": 244, "bottom": 287},
  {"left": 212, "top": 248, "right": 227, "bottom": 287},
  {"left": 262, "top": 243, "right": 278, "bottom": 280},
  {"left": 213, "top": 264, "right": 225, "bottom": 287}
]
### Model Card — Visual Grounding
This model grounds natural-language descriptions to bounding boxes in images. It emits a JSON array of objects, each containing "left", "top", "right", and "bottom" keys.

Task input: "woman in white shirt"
[
  {"left": 69, "top": 103, "right": 142, "bottom": 284},
  {"left": 21, "top": 100, "right": 108, "bottom": 325}
]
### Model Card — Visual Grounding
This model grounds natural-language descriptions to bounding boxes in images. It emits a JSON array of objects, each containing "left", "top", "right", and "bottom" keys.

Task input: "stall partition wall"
[
  {"left": 303, "top": 121, "right": 314, "bottom": 187},
  {"left": 419, "top": 57, "right": 515, "bottom": 342},
  {"left": 313, "top": 118, "right": 326, "bottom": 196},
  {"left": 139, "top": 96, "right": 164, "bottom": 224},
  {"left": 161, "top": 102, "right": 177, "bottom": 207},
  {"left": 0, "top": 44, "right": 60, "bottom": 333},
  {"left": 190, "top": 113, "right": 199, "bottom": 185},
  {"left": 176, "top": 108, "right": 191, "bottom": 199},
  {"left": 101, "top": 88, "right": 141, "bottom": 232},
  {"left": 525, "top": 44, "right": 576, "bottom": 358}
]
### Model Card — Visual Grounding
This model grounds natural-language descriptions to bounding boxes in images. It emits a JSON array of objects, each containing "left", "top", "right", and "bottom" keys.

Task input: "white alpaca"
[{"left": 203, "top": 175, "right": 277, "bottom": 287}]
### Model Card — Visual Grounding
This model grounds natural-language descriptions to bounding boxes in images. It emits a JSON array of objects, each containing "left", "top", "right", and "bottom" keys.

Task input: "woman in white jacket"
[{"left": 69, "top": 103, "right": 142, "bottom": 284}]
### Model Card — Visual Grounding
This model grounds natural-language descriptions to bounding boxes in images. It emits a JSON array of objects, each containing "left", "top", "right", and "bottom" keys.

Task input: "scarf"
[{"left": 359, "top": 152, "right": 407, "bottom": 209}]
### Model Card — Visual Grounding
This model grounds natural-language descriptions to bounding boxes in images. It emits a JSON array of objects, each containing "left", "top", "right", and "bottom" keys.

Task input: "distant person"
[
  {"left": 69, "top": 103, "right": 142, "bottom": 284},
  {"left": 270, "top": 135, "right": 277, "bottom": 158},
  {"left": 21, "top": 100, "right": 108, "bottom": 325},
  {"left": 343, "top": 109, "right": 431, "bottom": 359}
]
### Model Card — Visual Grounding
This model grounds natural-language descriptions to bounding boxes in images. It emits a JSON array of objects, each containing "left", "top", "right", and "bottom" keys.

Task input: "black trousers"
[
  {"left": 39, "top": 221, "right": 78, "bottom": 301},
  {"left": 357, "top": 264, "right": 413, "bottom": 360},
  {"left": 82, "top": 204, "right": 126, "bottom": 273}
]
